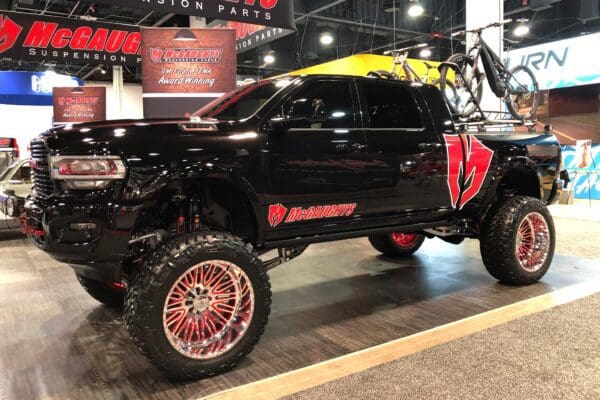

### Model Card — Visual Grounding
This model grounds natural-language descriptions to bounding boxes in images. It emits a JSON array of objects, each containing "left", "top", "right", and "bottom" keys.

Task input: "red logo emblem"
[
  {"left": 150, "top": 48, "right": 164, "bottom": 64},
  {"left": 0, "top": 14, "right": 22, "bottom": 53},
  {"left": 444, "top": 135, "right": 494, "bottom": 210},
  {"left": 268, "top": 203, "right": 288, "bottom": 228}
]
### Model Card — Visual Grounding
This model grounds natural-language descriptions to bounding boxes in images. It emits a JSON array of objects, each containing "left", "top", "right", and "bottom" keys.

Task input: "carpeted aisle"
[{"left": 285, "top": 293, "right": 600, "bottom": 400}]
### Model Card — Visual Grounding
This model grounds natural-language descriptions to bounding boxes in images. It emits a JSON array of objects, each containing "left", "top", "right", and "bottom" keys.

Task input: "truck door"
[
  {"left": 357, "top": 80, "right": 451, "bottom": 220},
  {"left": 264, "top": 78, "right": 367, "bottom": 240}
]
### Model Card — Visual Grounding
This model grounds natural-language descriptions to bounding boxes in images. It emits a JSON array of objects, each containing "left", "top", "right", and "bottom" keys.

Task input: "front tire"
[
  {"left": 369, "top": 233, "right": 425, "bottom": 258},
  {"left": 76, "top": 274, "right": 126, "bottom": 308},
  {"left": 505, "top": 65, "right": 540, "bottom": 120},
  {"left": 480, "top": 196, "right": 555, "bottom": 285},
  {"left": 124, "top": 232, "right": 271, "bottom": 380}
]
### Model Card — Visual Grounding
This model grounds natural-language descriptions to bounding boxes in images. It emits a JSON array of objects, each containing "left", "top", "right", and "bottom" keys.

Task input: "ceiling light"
[
  {"left": 408, "top": 3, "right": 424, "bottom": 17},
  {"left": 419, "top": 48, "right": 432, "bottom": 58},
  {"left": 320, "top": 32, "right": 335, "bottom": 46},
  {"left": 264, "top": 53, "right": 276, "bottom": 65},
  {"left": 514, "top": 24, "right": 530, "bottom": 37}
]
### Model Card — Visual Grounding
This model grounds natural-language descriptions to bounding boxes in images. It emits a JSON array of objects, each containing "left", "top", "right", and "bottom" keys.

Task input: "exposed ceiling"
[{"left": 0, "top": 0, "right": 598, "bottom": 82}]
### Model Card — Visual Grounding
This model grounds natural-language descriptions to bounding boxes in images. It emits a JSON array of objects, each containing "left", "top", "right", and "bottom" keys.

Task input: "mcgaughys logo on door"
[
  {"left": 268, "top": 203, "right": 358, "bottom": 228},
  {"left": 0, "top": 11, "right": 141, "bottom": 65},
  {"left": 149, "top": 48, "right": 224, "bottom": 64}
]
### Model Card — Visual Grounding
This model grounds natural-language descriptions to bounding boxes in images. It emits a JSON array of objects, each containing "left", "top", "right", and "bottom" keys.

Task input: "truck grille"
[{"left": 30, "top": 139, "right": 55, "bottom": 199}]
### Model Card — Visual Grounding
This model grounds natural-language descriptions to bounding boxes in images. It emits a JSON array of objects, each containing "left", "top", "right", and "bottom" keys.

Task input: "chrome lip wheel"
[
  {"left": 516, "top": 212, "right": 550, "bottom": 273},
  {"left": 162, "top": 260, "right": 255, "bottom": 360}
]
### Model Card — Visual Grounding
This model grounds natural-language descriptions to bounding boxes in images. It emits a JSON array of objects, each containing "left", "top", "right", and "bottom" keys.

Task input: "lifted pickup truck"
[{"left": 25, "top": 75, "right": 561, "bottom": 379}]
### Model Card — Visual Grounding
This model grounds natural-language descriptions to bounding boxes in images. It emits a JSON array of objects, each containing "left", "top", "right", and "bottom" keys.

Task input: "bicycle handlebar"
[
  {"left": 384, "top": 43, "right": 428, "bottom": 55},
  {"left": 451, "top": 18, "right": 513, "bottom": 37}
]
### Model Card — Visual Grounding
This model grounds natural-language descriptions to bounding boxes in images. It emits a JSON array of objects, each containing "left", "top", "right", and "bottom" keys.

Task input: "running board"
[{"left": 263, "top": 221, "right": 446, "bottom": 249}]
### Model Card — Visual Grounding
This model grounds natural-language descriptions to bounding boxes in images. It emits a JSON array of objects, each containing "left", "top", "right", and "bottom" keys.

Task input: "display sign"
[
  {"left": 562, "top": 143, "right": 600, "bottom": 200},
  {"left": 141, "top": 28, "right": 236, "bottom": 118},
  {"left": 53, "top": 87, "right": 107, "bottom": 124},
  {"left": 506, "top": 32, "right": 600, "bottom": 91},
  {"left": 0, "top": 11, "right": 141, "bottom": 66},
  {"left": 93, "top": 0, "right": 295, "bottom": 30},
  {"left": 207, "top": 20, "right": 293, "bottom": 53},
  {"left": 0, "top": 71, "right": 81, "bottom": 106}
]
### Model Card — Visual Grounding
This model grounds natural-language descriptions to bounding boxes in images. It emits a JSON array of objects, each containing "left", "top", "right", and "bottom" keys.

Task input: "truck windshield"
[{"left": 194, "top": 79, "right": 293, "bottom": 121}]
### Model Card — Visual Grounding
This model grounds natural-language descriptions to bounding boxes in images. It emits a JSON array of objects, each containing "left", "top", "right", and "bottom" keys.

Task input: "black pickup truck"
[{"left": 24, "top": 75, "right": 562, "bottom": 379}]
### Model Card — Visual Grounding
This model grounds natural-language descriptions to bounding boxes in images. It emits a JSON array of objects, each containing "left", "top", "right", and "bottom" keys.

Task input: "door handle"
[
  {"left": 351, "top": 143, "right": 368, "bottom": 152},
  {"left": 336, "top": 143, "right": 367, "bottom": 153},
  {"left": 418, "top": 142, "right": 443, "bottom": 151}
]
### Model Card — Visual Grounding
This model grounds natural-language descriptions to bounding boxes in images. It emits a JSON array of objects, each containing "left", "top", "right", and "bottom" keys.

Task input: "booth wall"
[{"left": 83, "top": 82, "right": 143, "bottom": 120}]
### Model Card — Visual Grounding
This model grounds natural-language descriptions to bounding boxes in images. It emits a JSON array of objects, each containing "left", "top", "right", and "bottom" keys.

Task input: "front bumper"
[{"left": 24, "top": 197, "right": 142, "bottom": 281}]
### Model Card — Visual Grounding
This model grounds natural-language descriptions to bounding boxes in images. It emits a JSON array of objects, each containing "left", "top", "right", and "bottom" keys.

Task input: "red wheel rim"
[
  {"left": 516, "top": 212, "right": 550, "bottom": 272},
  {"left": 390, "top": 233, "right": 420, "bottom": 247},
  {"left": 162, "top": 260, "right": 254, "bottom": 360}
]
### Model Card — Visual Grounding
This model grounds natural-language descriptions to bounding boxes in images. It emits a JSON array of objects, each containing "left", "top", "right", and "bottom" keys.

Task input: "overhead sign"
[
  {"left": 506, "top": 32, "right": 600, "bottom": 90},
  {"left": 141, "top": 28, "right": 236, "bottom": 118},
  {"left": 0, "top": 71, "right": 81, "bottom": 106},
  {"left": 93, "top": 0, "right": 296, "bottom": 30},
  {"left": 208, "top": 20, "right": 293, "bottom": 53},
  {"left": 53, "top": 87, "right": 107, "bottom": 124},
  {"left": 0, "top": 11, "right": 141, "bottom": 66}
]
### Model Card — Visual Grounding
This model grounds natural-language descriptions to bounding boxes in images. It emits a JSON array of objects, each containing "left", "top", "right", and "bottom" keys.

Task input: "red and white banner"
[
  {"left": 53, "top": 87, "right": 107, "bottom": 124},
  {"left": 0, "top": 11, "right": 141, "bottom": 65},
  {"left": 141, "top": 28, "right": 236, "bottom": 118}
]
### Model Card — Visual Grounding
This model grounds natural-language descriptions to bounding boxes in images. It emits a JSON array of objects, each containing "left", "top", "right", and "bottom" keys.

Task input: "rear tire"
[
  {"left": 124, "top": 232, "right": 271, "bottom": 380},
  {"left": 439, "top": 53, "right": 483, "bottom": 117},
  {"left": 76, "top": 274, "right": 126, "bottom": 308},
  {"left": 480, "top": 196, "right": 555, "bottom": 285},
  {"left": 369, "top": 233, "right": 425, "bottom": 258}
]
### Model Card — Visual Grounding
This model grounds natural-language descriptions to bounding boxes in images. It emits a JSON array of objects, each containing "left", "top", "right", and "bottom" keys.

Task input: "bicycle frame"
[
  {"left": 390, "top": 52, "right": 424, "bottom": 83},
  {"left": 462, "top": 31, "right": 509, "bottom": 98}
]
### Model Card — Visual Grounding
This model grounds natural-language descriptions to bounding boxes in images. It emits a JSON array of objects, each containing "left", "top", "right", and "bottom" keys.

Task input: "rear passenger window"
[{"left": 361, "top": 82, "right": 422, "bottom": 129}]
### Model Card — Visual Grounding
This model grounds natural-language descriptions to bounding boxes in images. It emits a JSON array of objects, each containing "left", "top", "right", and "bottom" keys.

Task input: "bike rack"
[{"left": 444, "top": 64, "right": 538, "bottom": 133}]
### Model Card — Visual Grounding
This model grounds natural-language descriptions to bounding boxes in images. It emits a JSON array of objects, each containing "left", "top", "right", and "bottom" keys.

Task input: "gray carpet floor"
[{"left": 285, "top": 293, "right": 600, "bottom": 400}]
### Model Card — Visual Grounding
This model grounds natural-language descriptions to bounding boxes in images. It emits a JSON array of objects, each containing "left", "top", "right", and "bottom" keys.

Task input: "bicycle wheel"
[
  {"left": 432, "top": 78, "right": 459, "bottom": 111},
  {"left": 439, "top": 53, "right": 483, "bottom": 117},
  {"left": 505, "top": 65, "right": 540, "bottom": 121},
  {"left": 367, "top": 70, "right": 397, "bottom": 80}
]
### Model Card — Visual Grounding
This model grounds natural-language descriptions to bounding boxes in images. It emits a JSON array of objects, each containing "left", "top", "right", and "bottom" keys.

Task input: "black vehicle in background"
[{"left": 24, "top": 75, "right": 562, "bottom": 379}]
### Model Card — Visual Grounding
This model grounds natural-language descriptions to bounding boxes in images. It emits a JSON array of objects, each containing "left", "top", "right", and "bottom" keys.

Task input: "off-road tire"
[
  {"left": 76, "top": 274, "right": 126, "bottom": 308},
  {"left": 124, "top": 232, "right": 271, "bottom": 380},
  {"left": 368, "top": 233, "right": 425, "bottom": 258},
  {"left": 480, "top": 196, "right": 555, "bottom": 285}
]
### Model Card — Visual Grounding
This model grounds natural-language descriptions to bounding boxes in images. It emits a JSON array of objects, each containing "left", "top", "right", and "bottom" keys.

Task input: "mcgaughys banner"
[
  {"left": 141, "top": 28, "right": 236, "bottom": 118},
  {"left": 207, "top": 20, "right": 293, "bottom": 53},
  {"left": 53, "top": 87, "right": 107, "bottom": 124},
  {"left": 0, "top": 11, "right": 141, "bottom": 65},
  {"left": 93, "top": 0, "right": 295, "bottom": 30}
]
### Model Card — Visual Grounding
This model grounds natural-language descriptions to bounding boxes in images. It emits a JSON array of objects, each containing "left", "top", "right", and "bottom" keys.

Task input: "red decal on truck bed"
[{"left": 444, "top": 135, "right": 494, "bottom": 210}]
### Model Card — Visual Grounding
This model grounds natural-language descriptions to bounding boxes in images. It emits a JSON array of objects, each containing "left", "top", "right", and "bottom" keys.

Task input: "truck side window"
[
  {"left": 283, "top": 81, "right": 354, "bottom": 129},
  {"left": 361, "top": 82, "right": 422, "bottom": 129},
  {"left": 13, "top": 164, "right": 31, "bottom": 183}
]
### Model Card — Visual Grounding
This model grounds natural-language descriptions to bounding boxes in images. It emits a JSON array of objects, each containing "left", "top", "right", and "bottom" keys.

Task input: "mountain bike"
[
  {"left": 368, "top": 43, "right": 458, "bottom": 104},
  {"left": 438, "top": 19, "right": 540, "bottom": 120}
]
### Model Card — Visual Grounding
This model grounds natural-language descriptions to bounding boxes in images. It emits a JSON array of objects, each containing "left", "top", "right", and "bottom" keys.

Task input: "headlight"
[{"left": 49, "top": 156, "right": 126, "bottom": 190}]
